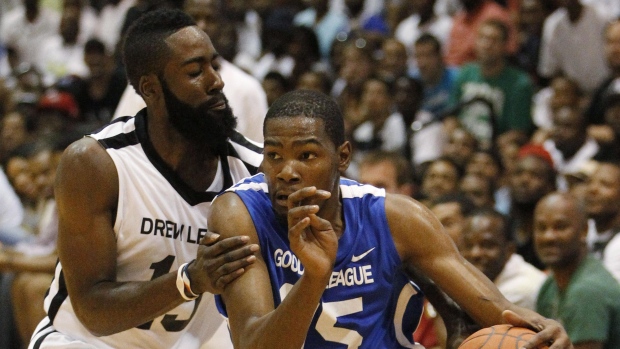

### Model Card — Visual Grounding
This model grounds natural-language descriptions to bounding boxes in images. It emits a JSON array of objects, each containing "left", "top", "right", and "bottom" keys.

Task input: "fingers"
[
  {"left": 192, "top": 237, "right": 260, "bottom": 294},
  {"left": 286, "top": 187, "right": 331, "bottom": 210},
  {"left": 503, "top": 312, "right": 572, "bottom": 349}
]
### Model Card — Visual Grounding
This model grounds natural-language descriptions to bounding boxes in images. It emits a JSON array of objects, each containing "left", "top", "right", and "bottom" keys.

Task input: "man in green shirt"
[
  {"left": 450, "top": 19, "right": 533, "bottom": 149},
  {"left": 534, "top": 192, "right": 620, "bottom": 349}
]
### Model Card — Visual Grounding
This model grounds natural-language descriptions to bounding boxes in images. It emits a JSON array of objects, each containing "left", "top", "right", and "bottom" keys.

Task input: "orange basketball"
[{"left": 458, "top": 324, "right": 549, "bottom": 349}]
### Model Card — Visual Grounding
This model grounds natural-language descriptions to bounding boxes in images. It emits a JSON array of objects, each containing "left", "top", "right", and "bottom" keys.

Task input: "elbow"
[{"left": 72, "top": 302, "right": 118, "bottom": 337}]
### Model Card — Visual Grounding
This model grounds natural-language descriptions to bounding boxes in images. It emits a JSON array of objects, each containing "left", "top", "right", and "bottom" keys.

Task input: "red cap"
[
  {"left": 37, "top": 90, "right": 79, "bottom": 119},
  {"left": 518, "top": 143, "right": 554, "bottom": 169}
]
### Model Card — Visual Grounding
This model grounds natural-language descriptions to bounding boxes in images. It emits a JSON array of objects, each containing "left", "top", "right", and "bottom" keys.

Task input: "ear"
[
  {"left": 337, "top": 141, "right": 352, "bottom": 173},
  {"left": 138, "top": 74, "right": 161, "bottom": 103}
]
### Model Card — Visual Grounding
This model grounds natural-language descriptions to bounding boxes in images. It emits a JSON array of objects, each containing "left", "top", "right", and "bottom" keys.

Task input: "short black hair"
[
  {"left": 466, "top": 207, "right": 513, "bottom": 243},
  {"left": 265, "top": 89, "right": 345, "bottom": 147},
  {"left": 84, "top": 38, "right": 107, "bottom": 56},
  {"left": 414, "top": 33, "right": 442, "bottom": 54},
  {"left": 122, "top": 8, "right": 196, "bottom": 94},
  {"left": 431, "top": 192, "right": 476, "bottom": 216}
]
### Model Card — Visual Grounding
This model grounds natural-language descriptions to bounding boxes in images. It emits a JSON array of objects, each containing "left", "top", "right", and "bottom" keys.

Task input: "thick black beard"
[{"left": 160, "top": 78, "right": 237, "bottom": 153}]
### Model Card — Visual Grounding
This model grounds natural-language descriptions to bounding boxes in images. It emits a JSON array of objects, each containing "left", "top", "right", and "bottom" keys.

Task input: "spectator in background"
[
  {"left": 63, "top": 0, "right": 98, "bottom": 47},
  {"left": 0, "top": 110, "right": 33, "bottom": 165},
  {"left": 450, "top": 19, "right": 533, "bottom": 150},
  {"left": 596, "top": 89, "right": 620, "bottom": 162},
  {"left": 585, "top": 19, "right": 620, "bottom": 127},
  {"left": 0, "top": 0, "right": 60, "bottom": 67},
  {"left": 460, "top": 174, "right": 495, "bottom": 209},
  {"left": 350, "top": 76, "right": 407, "bottom": 177},
  {"left": 295, "top": 70, "right": 333, "bottom": 95},
  {"left": 293, "top": 0, "right": 348, "bottom": 59},
  {"left": 262, "top": 71, "right": 290, "bottom": 107},
  {"left": 543, "top": 106, "right": 600, "bottom": 191},
  {"left": 534, "top": 192, "right": 620, "bottom": 348},
  {"left": 431, "top": 192, "right": 475, "bottom": 246},
  {"left": 443, "top": 127, "right": 478, "bottom": 169},
  {"left": 532, "top": 75, "right": 583, "bottom": 134},
  {"left": 413, "top": 34, "right": 458, "bottom": 122},
  {"left": 93, "top": 0, "right": 137, "bottom": 54},
  {"left": 445, "top": 0, "right": 516, "bottom": 66},
  {"left": 420, "top": 157, "right": 462, "bottom": 206},
  {"left": 461, "top": 208, "right": 546, "bottom": 310},
  {"left": 59, "top": 38, "right": 126, "bottom": 130},
  {"left": 508, "top": 145, "right": 557, "bottom": 270},
  {"left": 515, "top": 0, "right": 548, "bottom": 85},
  {"left": 585, "top": 162, "right": 620, "bottom": 283},
  {"left": 538, "top": 0, "right": 610, "bottom": 93},
  {"left": 393, "top": 75, "right": 447, "bottom": 170},
  {"left": 37, "top": 6, "right": 88, "bottom": 86},
  {"left": 357, "top": 150, "right": 415, "bottom": 197},
  {"left": 394, "top": 0, "right": 453, "bottom": 62},
  {"left": 376, "top": 38, "right": 408, "bottom": 82},
  {"left": 331, "top": 41, "right": 375, "bottom": 135},
  {"left": 286, "top": 26, "right": 326, "bottom": 86}
]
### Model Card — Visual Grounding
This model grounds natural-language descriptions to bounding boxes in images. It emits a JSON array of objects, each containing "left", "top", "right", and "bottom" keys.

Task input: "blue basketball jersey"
[{"left": 216, "top": 174, "right": 424, "bottom": 349}]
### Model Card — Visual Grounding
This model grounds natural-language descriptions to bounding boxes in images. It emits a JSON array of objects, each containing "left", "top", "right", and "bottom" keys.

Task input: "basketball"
[{"left": 458, "top": 324, "right": 549, "bottom": 349}]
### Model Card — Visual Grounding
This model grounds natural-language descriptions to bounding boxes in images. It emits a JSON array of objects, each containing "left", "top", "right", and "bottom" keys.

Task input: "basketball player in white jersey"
[
  {"left": 209, "top": 90, "right": 572, "bottom": 349},
  {"left": 29, "top": 9, "right": 262, "bottom": 349}
]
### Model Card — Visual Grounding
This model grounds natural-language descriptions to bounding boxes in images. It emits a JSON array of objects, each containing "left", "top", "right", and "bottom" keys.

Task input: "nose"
[
  {"left": 469, "top": 244, "right": 484, "bottom": 259},
  {"left": 277, "top": 160, "right": 300, "bottom": 184},
  {"left": 206, "top": 66, "right": 224, "bottom": 94}
]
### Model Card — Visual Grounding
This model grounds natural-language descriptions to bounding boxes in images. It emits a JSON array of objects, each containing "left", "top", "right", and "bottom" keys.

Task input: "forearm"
[
  {"left": 232, "top": 274, "right": 328, "bottom": 349},
  {"left": 72, "top": 272, "right": 186, "bottom": 336}
]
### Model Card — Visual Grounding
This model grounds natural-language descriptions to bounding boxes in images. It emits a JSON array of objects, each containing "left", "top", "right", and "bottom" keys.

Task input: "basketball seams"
[{"left": 458, "top": 325, "right": 541, "bottom": 349}]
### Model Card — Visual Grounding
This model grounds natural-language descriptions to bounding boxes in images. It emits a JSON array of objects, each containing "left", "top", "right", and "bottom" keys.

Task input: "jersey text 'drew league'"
[
  {"left": 31, "top": 110, "right": 262, "bottom": 349},
  {"left": 216, "top": 174, "right": 425, "bottom": 349}
]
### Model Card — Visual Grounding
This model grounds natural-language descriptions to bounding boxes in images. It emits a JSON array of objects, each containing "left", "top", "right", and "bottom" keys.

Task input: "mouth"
[{"left": 205, "top": 95, "right": 227, "bottom": 110}]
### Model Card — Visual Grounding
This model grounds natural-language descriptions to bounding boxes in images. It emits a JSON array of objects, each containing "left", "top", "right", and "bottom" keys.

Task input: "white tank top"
[{"left": 42, "top": 110, "right": 263, "bottom": 349}]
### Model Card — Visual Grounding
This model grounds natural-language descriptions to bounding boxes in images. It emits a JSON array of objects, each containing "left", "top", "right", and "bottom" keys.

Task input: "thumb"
[
  {"left": 200, "top": 231, "right": 220, "bottom": 245},
  {"left": 502, "top": 310, "right": 541, "bottom": 332}
]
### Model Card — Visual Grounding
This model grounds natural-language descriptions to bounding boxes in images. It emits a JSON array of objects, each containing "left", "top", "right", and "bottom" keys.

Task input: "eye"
[
  {"left": 266, "top": 152, "right": 281, "bottom": 160},
  {"left": 301, "top": 152, "right": 317, "bottom": 160},
  {"left": 188, "top": 69, "right": 202, "bottom": 78}
]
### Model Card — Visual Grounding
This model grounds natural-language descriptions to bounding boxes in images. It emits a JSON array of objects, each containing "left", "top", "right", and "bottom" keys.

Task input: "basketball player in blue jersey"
[
  {"left": 29, "top": 9, "right": 263, "bottom": 349},
  {"left": 210, "top": 89, "right": 572, "bottom": 349}
]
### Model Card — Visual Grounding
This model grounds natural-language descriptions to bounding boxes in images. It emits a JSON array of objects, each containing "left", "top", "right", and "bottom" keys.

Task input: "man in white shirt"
[
  {"left": 585, "top": 162, "right": 620, "bottom": 283},
  {"left": 461, "top": 208, "right": 546, "bottom": 310},
  {"left": 538, "top": 0, "right": 611, "bottom": 93}
]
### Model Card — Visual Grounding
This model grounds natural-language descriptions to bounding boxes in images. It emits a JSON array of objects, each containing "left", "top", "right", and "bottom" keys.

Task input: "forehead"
[
  {"left": 466, "top": 215, "right": 502, "bottom": 234},
  {"left": 592, "top": 164, "right": 620, "bottom": 183},
  {"left": 264, "top": 115, "right": 333, "bottom": 146},
  {"left": 431, "top": 202, "right": 462, "bottom": 217},
  {"left": 164, "top": 26, "right": 215, "bottom": 63}
]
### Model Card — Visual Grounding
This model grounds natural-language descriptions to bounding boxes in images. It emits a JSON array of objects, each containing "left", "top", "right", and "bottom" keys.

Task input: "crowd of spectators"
[{"left": 1, "top": 0, "right": 620, "bottom": 347}]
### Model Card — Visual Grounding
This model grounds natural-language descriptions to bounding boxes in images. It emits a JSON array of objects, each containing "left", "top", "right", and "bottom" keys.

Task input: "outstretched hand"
[
  {"left": 188, "top": 232, "right": 260, "bottom": 295},
  {"left": 287, "top": 187, "right": 338, "bottom": 280},
  {"left": 502, "top": 310, "right": 573, "bottom": 349}
]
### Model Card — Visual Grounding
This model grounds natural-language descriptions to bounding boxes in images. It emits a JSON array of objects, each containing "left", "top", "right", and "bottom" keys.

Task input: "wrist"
[{"left": 176, "top": 260, "right": 199, "bottom": 301}]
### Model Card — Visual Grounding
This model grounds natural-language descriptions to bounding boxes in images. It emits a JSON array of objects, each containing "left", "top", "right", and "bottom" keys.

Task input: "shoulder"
[
  {"left": 55, "top": 137, "right": 119, "bottom": 205},
  {"left": 209, "top": 191, "right": 256, "bottom": 239}
]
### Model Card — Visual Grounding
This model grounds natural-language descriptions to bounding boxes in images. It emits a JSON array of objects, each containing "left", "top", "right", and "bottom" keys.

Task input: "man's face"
[
  {"left": 160, "top": 27, "right": 236, "bottom": 147},
  {"left": 380, "top": 40, "right": 408, "bottom": 79},
  {"left": 431, "top": 202, "right": 465, "bottom": 246},
  {"left": 606, "top": 22, "right": 620, "bottom": 71},
  {"left": 461, "top": 215, "right": 511, "bottom": 281},
  {"left": 361, "top": 79, "right": 392, "bottom": 115},
  {"left": 359, "top": 160, "right": 410, "bottom": 195},
  {"left": 509, "top": 156, "right": 554, "bottom": 205},
  {"left": 422, "top": 160, "right": 459, "bottom": 201},
  {"left": 460, "top": 175, "right": 493, "bottom": 208},
  {"left": 414, "top": 42, "right": 443, "bottom": 84},
  {"left": 444, "top": 128, "right": 477, "bottom": 167},
  {"left": 585, "top": 164, "right": 620, "bottom": 222},
  {"left": 262, "top": 116, "right": 348, "bottom": 217},
  {"left": 475, "top": 24, "right": 506, "bottom": 64},
  {"left": 534, "top": 196, "right": 585, "bottom": 269},
  {"left": 550, "top": 107, "right": 585, "bottom": 155},
  {"left": 465, "top": 152, "right": 499, "bottom": 181}
]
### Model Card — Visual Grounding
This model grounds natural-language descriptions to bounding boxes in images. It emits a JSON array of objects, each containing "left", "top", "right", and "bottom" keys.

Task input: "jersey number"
[
  {"left": 137, "top": 255, "right": 202, "bottom": 332},
  {"left": 279, "top": 283, "right": 419, "bottom": 348}
]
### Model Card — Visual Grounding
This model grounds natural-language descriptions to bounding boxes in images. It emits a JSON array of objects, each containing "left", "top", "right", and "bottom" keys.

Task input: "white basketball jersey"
[{"left": 34, "top": 111, "right": 262, "bottom": 349}]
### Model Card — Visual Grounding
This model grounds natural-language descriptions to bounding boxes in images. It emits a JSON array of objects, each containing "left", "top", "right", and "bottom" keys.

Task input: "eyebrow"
[
  {"left": 264, "top": 138, "right": 323, "bottom": 148},
  {"left": 181, "top": 52, "right": 220, "bottom": 67}
]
